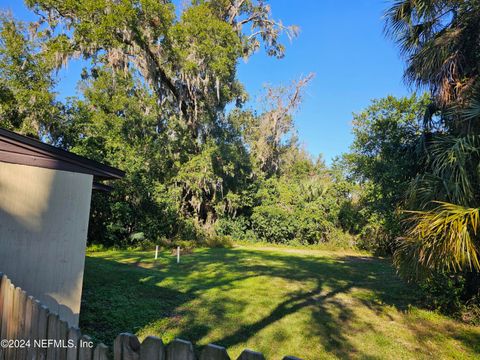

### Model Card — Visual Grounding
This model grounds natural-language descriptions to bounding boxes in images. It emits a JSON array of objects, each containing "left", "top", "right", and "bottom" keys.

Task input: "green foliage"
[
  {"left": 171, "top": 4, "right": 241, "bottom": 79},
  {"left": 418, "top": 272, "right": 467, "bottom": 315},
  {"left": 396, "top": 202, "right": 480, "bottom": 278},
  {"left": 385, "top": 0, "right": 480, "bottom": 112},
  {"left": 381, "top": 0, "right": 480, "bottom": 317},
  {"left": 343, "top": 94, "right": 430, "bottom": 250},
  {"left": 215, "top": 216, "right": 255, "bottom": 241},
  {"left": 203, "top": 234, "right": 234, "bottom": 248},
  {"left": 242, "top": 161, "right": 355, "bottom": 245},
  {"left": 294, "top": 203, "right": 335, "bottom": 244},
  {"left": 251, "top": 205, "right": 296, "bottom": 243},
  {"left": 0, "top": 14, "right": 63, "bottom": 139},
  {"left": 0, "top": 1, "right": 359, "bottom": 254}
]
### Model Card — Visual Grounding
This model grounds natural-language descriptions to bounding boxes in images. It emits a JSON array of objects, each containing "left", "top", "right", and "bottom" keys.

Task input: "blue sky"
[{"left": 0, "top": 0, "right": 410, "bottom": 163}]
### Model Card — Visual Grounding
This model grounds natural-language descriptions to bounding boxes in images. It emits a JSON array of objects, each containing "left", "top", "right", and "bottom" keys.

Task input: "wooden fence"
[{"left": 0, "top": 273, "right": 302, "bottom": 360}]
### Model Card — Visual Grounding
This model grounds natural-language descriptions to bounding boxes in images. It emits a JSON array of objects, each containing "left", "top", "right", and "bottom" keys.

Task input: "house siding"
[{"left": 0, "top": 162, "right": 93, "bottom": 326}]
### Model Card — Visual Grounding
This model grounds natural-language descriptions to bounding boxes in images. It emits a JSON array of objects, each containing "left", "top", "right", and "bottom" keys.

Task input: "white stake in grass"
[
  {"left": 155, "top": 245, "right": 159, "bottom": 260},
  {"left": 177, "top": 246, "right": 180, "bottom": 264}
]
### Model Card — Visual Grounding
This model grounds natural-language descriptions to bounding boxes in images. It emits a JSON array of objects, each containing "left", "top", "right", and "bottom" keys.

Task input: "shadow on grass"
[
  {"left": 80, "top": 248, "right": 480, "bottom": 359},
  {"left": 79, "top": 256, "right": 194, "bottom": 344}
]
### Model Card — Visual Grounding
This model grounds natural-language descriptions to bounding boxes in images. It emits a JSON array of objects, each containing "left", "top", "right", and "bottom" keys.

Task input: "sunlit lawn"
[{"left": 80, "top": 245, "right": 480, "bottom": 359}]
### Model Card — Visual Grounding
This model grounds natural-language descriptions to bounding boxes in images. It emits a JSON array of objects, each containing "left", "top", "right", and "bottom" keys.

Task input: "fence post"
[
  {"left": 114, "top": 333, "right": 141, "bottom": 360},
  {"left": 58, "top": 320, "right": 69, "bottom": 360},
  {"left": 78, "top": 335, "right": 93, "bottom": 360},
  {"left": 140, "top": 336, "right": 165, "bottom": 360},
  {"left": 26, "top": 297, "right": 38, "bottom": 360},
  {"left": 0, "top": 277, "right": 10, "bottom": 360},
  {"left": 237, "top": 349, "right": 266, "bottom": 360},
  {"left": 93, "top": 343, "right": 109, "bottom": 360},
  {"left": 166, "top": 339, "right": 196, "bottom": 360},
  {"left": 5, "top": 283, "right": 16, "bottom": 360},
  {"left": 66, "top": 327, "right": 81, "bottom": 360},
  {"left": 200, "top": 344, "right": 230, "bottom": 360},
  {"left": 24, "top": 295, "right": 34, "bottom": 341},
  {"left": 16, "top": 289, "right": 28, "bottom": 360},
  {"left": 46, "top": 313, "right": 60, "bottom": 360},
  {"left": 0, "top": 281, "right": 12, "bottom": 341},
  {"left": 37, "top": 305, "right": 49, "bottom": 360}
]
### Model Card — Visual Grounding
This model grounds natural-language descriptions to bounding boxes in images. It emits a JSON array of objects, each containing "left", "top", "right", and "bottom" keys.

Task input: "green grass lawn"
[{"left": 80, "top": 246, "right": 480, "bottom": 359}]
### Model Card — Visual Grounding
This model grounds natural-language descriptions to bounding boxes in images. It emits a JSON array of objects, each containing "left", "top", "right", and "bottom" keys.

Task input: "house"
[{"left": 0, "top": 128, "right": 124, "bottom": 326}]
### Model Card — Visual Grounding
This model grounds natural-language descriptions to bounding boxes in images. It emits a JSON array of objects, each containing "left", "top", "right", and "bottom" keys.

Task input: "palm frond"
[
  {"left": 428, "top": 135, "right": 480, "bottom": 205},
  {"left": 406, "top": 173, "right": 446, "bottom": 208},
  {"left": 406, "top": 134, "right": 480, "bottom": 207},
  {"left": 395, "top": 201, "right": 480, "bottom": 279},
  {"left": 384, "top": 0, "right": 480, "bottom": 107},
  {"left": 462, "top": 95, "right": 480, "bottom": 121}
]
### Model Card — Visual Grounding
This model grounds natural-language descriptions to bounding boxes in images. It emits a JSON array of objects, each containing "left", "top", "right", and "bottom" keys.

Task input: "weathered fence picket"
[
  {"left": 25, "top": 297, "right": 36, "bottom": 360},
  {"left": 0, "top": 273, "right": 303, "bottom": 360},
  {"left": 59, "top": 320, "right": 69, "bottom": 360},
  {"left": 93, "top": 343, "right": 109, "bottom": 360},
  {"left": 139, "top": 336, "right": 164, "bottom": 360},
  {"left": 199, "top": 344, "right": 230, "bottom": 360},
  {"left": 67, "top": 327, "right": 81, "bottom": 360},
  {"left": 79, "top": 335, "right": 94, "bottom": 360},
  {"left": 237, "top": 350, "right": 266, "bottom": 360},
  {"left": 166, "top": 339, "right": 195, "bottom": 360},
  {"left": 37, "top": 304, "right": 49, "bottom": 360},
  {"left": 46, "top": 312, "right": 59, "bottom": 360}
]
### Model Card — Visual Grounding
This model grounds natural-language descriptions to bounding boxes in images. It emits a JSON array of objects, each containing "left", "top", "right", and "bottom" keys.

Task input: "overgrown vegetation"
[
  {"left": 340, "top": 0, "right": 480, "bottom": 321},
  {"left": 2, "top": 0, "right": 480, "bottom": 323},
  {"left": 81, "top": 246, "right": 480, "bottom": 359},
  {"left": 0, "top": 1, "right": 359, "bottom": 250}
]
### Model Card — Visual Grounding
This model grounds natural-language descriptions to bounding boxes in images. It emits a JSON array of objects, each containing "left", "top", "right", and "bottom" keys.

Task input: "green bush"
[
  {"left": 86, "top": 243, "right": 107, "bottom": 252},
  {"left": 204, "top": 234, "right": 234, "bottom": 248},
  {"left": 356, "top": 214, "right": 391, "bottom": 255},
  {"left": 215, "top": 216, "right": 252, "bottom": 241},
  {"left": 324, "top": 227, "right": 357, "bottom": 248},
  {"left": 172, "top": 239, "right": 198, "bottom": 250},
  {"left": 463, "top": 296, "right": 480, "bottom": 325},
  {"left": 419, "top": 272, "right": 466, "bottom": 315},
  {"left": 416, "top": 271, "right": 480, "bottom": 324},
  {"left": 294, "top": 204, "right": 334, "bottom": 244},
  {"left": 251, "top": 205, "right": 297, "bottom": 243}
]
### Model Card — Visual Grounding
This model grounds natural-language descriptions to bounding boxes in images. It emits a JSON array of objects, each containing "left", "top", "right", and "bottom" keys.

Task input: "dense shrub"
[
  {"left": 203, "top": 235, "right": 234, "bottom": 248},
  {"left": 251, "top": 205, "right": 296, "bottom": 243},
  {"left": 410, "top": 271, "right": 480, "bottom": 324},
  {"left": 355, "top": 214, "right": 391, "bottom": 255},
  {"left": 419, "top": 272, "right": 467, "bottom": 315},
  {"left": 215, "top": 216, "right": 255, "bottom": 241},
  {"left": 294, "top": 203, "right": 334, "bottom": 244}
]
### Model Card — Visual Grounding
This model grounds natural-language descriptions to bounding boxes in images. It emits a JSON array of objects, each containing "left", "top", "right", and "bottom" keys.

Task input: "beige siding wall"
[{"left": 0, "top": 162, "right": 93, "bottom": 326}]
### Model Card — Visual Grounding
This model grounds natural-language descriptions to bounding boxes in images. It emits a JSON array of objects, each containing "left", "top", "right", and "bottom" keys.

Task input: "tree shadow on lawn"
[
  {"left": 80, "top": 249, "right": 480, "bottom": 359},
  {"left": 80, "top": 256, "right": 193, "bottom": 344}
]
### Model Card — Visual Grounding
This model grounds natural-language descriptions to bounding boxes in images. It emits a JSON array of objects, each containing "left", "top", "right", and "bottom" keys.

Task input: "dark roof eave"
[
  {"left": 92, "top": 182, "right": 114, "bottom": 192},
  {"left": 0, "top": 128, "right": 125, "bottom": 180}
]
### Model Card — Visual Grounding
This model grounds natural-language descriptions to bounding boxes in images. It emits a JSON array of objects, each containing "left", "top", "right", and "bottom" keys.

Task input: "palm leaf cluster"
[
  {"left": 400, "top": 134, "right": 480, "bottom": 277},
  {"left": 385, "top": 0, "right": 480, "bottom": 110},
  {"left": 395, "top": 202, "right": 480, "bottom": 278},
  {"left": 385, "top": 0, "right": 480, "bottom": 280}
]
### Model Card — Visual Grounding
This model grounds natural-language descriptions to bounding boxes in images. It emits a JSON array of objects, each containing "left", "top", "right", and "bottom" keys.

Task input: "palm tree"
[
  {"left": 385, "top": 0, "right": 480, "bottom": 128},
  {"left": 385, "top": 0, "right": 480, "bottom": 285}
]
